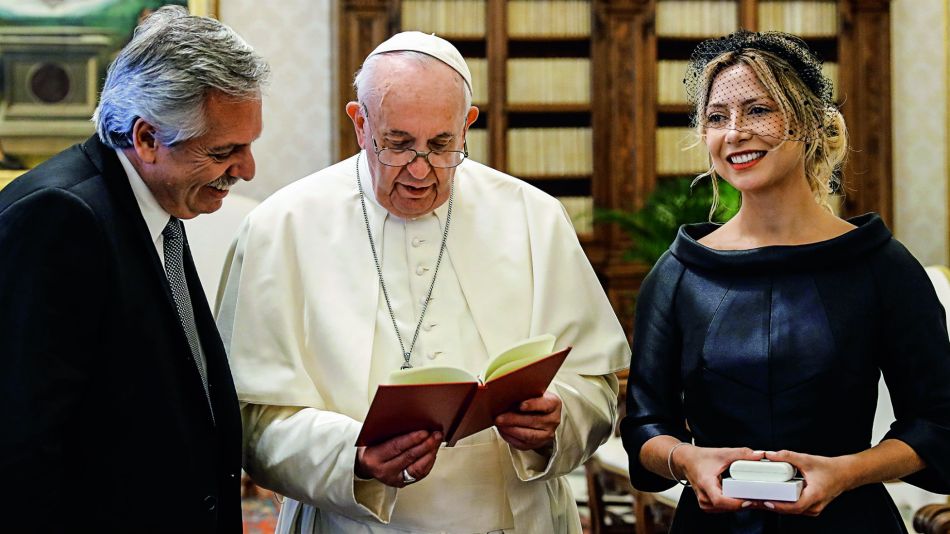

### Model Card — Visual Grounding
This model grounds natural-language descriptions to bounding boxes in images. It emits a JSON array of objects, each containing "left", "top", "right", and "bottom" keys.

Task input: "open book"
[{"left": 355, "top": 334, "right": 571, "bottom": 447}]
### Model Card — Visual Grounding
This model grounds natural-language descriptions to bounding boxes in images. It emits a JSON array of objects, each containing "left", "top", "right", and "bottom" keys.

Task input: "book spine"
[{"left": 444, "top": 385, "right": 481, "bottom": 446}]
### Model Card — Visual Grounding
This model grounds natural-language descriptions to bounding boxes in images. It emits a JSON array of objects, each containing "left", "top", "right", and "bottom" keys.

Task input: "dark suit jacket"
[{"left": 0, "top": 136, "right": 243, "bottom": 532}]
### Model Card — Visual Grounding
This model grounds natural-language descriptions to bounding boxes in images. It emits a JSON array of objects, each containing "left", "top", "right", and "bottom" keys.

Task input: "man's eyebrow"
[
  {"left": 429, "top": 133, "right": 455, "bottom": 143},
  {"left": 208, "top": 143, "right": 239, "bottom": 152},
  {"left": 383, "top": 130, "right": 456, "bottom": 144}
]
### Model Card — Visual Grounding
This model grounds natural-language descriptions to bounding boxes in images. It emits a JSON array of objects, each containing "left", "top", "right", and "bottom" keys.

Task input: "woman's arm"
[
  {"left": 641, "top": 435, "right": 766, "bottom": 513},
  {"left": 762, "top": 439, "right": 925, "bottom": 516}
]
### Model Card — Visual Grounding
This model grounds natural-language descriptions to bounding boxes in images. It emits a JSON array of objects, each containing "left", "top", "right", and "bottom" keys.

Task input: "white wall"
[
  {"left": 892, "top": 0, "right": 949, "bottom": 266},
  {"left": 219, "top": 0, "right": 337, "bottom": 202}
]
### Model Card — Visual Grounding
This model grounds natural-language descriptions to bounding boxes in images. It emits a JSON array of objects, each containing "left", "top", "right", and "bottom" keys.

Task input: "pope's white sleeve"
[
  {"left": 242, "top": 403, "right": 398, "bottom": 522},
  {"left": 508, "top": 372, "right": 618, "bottom": 481}
]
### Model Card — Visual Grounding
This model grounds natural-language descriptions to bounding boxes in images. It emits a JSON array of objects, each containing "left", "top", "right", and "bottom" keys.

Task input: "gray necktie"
[{"left": 162, "top": 218, "right": 211, "bottom": 400}]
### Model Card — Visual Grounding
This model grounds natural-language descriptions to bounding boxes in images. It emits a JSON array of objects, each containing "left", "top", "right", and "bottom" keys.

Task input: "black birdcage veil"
[{"left": 685, "top": 31, "right": 836, "bottom": 144}]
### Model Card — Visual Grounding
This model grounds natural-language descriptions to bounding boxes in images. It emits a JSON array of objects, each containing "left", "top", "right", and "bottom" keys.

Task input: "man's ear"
[
  {"left": 345, "top": 101, "right": 367, "bottom": 149},
  {"left": 131, "top": 118, "right": 160, "bottom": 164},
  {"left": 464, "top": 106, "right": 479, "bottom": 129}
]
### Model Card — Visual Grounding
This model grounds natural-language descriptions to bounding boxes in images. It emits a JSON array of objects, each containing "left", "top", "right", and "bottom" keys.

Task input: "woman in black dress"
[{"left": 620, "top": 31, "right": 950, "bottom": 533}]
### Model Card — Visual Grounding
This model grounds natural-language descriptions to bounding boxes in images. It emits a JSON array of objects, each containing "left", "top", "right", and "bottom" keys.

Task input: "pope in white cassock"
[{"left": 216, "top": 31, "right": 630, "bottom": 533}]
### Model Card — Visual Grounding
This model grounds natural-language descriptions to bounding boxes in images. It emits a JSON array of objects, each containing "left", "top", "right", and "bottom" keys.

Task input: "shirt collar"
[{"left": 115, "top": 149, "right": 172, "bottom": 243}]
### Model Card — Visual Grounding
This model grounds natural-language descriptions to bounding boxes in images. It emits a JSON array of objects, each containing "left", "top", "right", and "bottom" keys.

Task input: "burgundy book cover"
[
  {"left": 355, "top": 381, "right": 476, "bottom": 447},
  {"left": 355, "top": 347, "right": 571, "bottom": 447}
]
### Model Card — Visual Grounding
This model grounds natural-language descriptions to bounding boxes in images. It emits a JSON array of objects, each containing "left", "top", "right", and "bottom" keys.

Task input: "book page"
[
  {"left": 447, "top": 347, "right": 571, "bottom": 445},
  {"left": 483, "top": 333, "right": 556, "bottom": 382},
  {"left": 487, "top": 352, "right": 556, "bottom": 383},
  {"left": 388, "top": 366, "right": 476, "bottom": 385}
]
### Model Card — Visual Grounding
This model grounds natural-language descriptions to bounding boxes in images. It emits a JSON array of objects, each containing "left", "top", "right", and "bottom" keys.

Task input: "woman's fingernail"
[
  {"left": 753, "top": 450, "right": 765, "bottom": 455},
  {"left": 741, "top": 501, "right": 752, "bottom": 508},
  {"left": 763, "top": 502, "right": 775, "bottom": 509}
]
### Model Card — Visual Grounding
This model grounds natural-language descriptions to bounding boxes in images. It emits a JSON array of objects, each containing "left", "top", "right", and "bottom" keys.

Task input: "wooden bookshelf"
[{"left": 339, "top": 0, "right": 893, "bottom": 335}]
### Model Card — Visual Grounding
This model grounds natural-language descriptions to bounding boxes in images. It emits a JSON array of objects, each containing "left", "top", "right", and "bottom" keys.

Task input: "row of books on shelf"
[
  {"left": 466, "top": 58, "right": 489, "bottom": 104},
  {"left": 401, "top": 0, "right": 591, "bottom": 39},
  {"left": 471, "top": 59, "right": 835, "bottom": 108},
  {"left": 466, "top": 128, "right": 488, "bottom": 164},
  {"left": 508, "top": 0, "right": 591, "bottom": 38},
  {"left": 464, "top": 132, "right": 593, "bottom": 235},
  {"left": 656, "top": 127, "right": 708, "bottom": 175},
  {"left": 476, "top": 118, "right": 841, "bottom": 178},
  {"left": 657, "top": 60, "right": 691, "bottom": 106},
  {"left": 655, "top": 0, "right": 837, "bottom": 38},
  {"left": 401, "top": 0, "right": 486, "bottom": 38},
  {"left": 758, "top": 1, "right": 838, "bottom": 37},
  {"left": 507, "top": 127, "right": 593, "bottom": 176},
  {"left": 657, "top": 61, "right": 839, "bottom": 105},
  {"left": 403, "top": 0, "right": 835, "bottom": 40},
  {"left": 508, "top": 59, "right": 590, "bottom": 105},
  {"left": 473, "top": 126, "right": 707, "bottom": 177},
  {"left": 656, "top": 0, "right": 739, "bottom": 37},
  {"left": 557, "top": 196, "right": 593, "bottom": 235},
  {"left": 465, "top": 58, "right": 591, "bottom": 105}
]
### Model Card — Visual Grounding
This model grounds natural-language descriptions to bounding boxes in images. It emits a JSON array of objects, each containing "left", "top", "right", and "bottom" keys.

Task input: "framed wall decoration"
[{"left": 0, "top": 0, "right": 214, "bottom": 179}]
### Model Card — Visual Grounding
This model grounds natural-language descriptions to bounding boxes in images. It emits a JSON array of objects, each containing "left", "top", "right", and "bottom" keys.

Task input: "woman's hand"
[
  {"left": 675, "top": 445, "right": 765, "bottom": 513},
  {"left": 758, "top": 449, "right": 853, "bottom": 516}
]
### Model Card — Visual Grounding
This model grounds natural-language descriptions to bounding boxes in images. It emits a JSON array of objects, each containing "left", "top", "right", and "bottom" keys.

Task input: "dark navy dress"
[{"left": 620, "top": 213, "right": 950, "bottom": 533}]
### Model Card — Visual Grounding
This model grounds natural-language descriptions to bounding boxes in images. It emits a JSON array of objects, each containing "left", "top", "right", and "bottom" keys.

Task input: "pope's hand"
[
  {"left": 495, "top": 391, "right": 561, "bottom": 451},
  {"left": 355, "top": 430, "right": 442, "bottom": 487}
]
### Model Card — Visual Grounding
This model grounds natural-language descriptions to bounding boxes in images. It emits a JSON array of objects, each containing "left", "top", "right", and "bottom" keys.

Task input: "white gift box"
[{"left": 722, "top": 477, "right": 804, "bottom": 502}]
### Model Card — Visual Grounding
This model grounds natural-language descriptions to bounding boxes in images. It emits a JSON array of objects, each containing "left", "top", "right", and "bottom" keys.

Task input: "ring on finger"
[{"left": 401, "top": 468, "right": 417, "bottom": 485}]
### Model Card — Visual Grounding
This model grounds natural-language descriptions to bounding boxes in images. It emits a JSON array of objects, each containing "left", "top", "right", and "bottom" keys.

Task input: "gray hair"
[
  {"left": 353, "top": 51, "right": 472, "bottom": 114},
  {"left": 93, "top": 5, "right": 270, "bottom": 148}
]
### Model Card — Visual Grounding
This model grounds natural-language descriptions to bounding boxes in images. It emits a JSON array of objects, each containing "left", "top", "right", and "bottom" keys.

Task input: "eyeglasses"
[{"left": 371, "top": 137, "right": 467, "bottom": 169}]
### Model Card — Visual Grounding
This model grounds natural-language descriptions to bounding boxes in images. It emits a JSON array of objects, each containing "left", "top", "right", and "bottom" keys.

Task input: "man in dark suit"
[{"left": 0, "top": 6, "right": 269, "bottom": 532}]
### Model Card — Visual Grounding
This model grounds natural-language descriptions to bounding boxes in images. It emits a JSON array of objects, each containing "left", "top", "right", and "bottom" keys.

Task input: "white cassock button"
[
  {"left": 423, "top": 322, "right": 437, "bottom": 332},
  {"left": 411, "top": 237, "right": 425, "bottom": 247},
  {"left": 416, "top": 265, "right": 429, "bottom": 276},
  {"left": 426, "top": 351, "right": 443, "bottom": 360}
]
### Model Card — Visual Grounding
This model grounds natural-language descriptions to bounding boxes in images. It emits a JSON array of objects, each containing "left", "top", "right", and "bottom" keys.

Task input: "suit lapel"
[
  {"left": 82, "top": 137, "right": 177, "bottom": 310},
  {"left": 82, "top": 137, "right": 219, "bottom": 424}
]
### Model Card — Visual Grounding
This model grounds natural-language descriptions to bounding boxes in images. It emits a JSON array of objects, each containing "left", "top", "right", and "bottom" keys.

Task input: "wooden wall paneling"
[
  {"left": 838, "top": 0, "right": 893, "bottom": 226},
  {"left": 588, "top": 0, "right": 611, "bottom": 268},
  {"left": 596, "top": 0, "right": 653, "bottom": 334},
  {"left": 740, "top": 0, "right": 758, "bottom": 30},
  {"left": 338, "top": 0, "right": 398, "bottom": 160},
  {"left": 487, "top": 0, "right": 507, "bottom": 172}
]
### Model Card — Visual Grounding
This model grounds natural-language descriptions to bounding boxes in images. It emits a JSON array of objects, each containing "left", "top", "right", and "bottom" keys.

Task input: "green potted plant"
[{"left": 596, "top": 177, "right": 740, "bottom": 268}]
